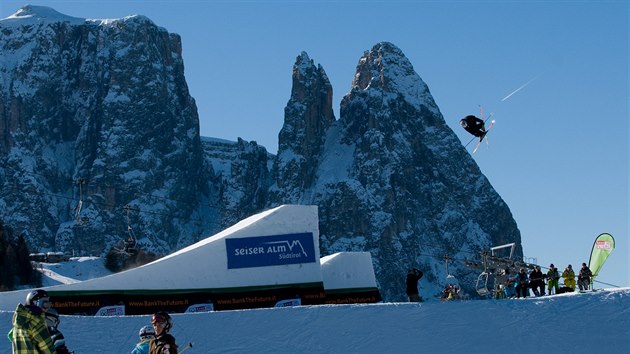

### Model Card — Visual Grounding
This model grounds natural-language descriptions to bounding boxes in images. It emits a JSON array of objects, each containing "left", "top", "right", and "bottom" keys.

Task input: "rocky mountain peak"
[
  {"left": 270, "top": 52, "right": 335, "bottom": 203},
  {"left": 350, "top": 42, "right": 438, "bottom": 116},
  {"left": 0, "top": 6, "right": 208, "bottom": 254},
  {"left": 1, "top": 5, "right": 84, "bottom": 25}
]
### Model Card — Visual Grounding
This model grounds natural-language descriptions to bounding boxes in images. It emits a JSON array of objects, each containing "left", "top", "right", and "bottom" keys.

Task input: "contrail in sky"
[{"left": 501, "top": 76, "right": 537, "bottom": 102}]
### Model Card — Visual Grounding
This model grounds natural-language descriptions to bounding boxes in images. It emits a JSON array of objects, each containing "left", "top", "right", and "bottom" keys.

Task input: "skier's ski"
[{"left": 472, "top": 119, "right": 495, "bottom": 154}]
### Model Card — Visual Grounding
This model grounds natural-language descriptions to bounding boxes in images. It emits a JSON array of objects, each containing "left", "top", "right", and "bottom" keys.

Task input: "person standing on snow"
[
  {"left": 44, "top": 308, "right": 72, "bottom": 354},
  {"left": 514, "top": 268, "right": 529, "bottom": 298},
  {"left": 405, "top": 268, "right": 423, "bottom": 302},
  {"left": 149, "top": 311, "right": 178, "bottom": 354},
  {"left": 546, "top": 264, "right": 560, "bottom": 295},
  {"left": 528, "top": 266, "right": 545, "bottom": 296},
  {"left": 577, "top": 263, "right": 593, "bottom": 291},
  {"left": 562, "top": 264, "right": 576, "bottom": 290},
  {"left": 10, "top": 289, "right": 55, "bottom": 353},
  {"left": 132, "top": 325, "right": 155, "bottom": 354}
]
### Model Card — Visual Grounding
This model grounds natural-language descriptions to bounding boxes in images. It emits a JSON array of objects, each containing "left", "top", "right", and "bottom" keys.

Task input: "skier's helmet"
[
  {"left": 139, "top": 324, "right": 156, "bottom": 340},
  {"left": 152, "top": 311, "right": 173, "bottom": 331},
  {"left": 45, "top": 308, "right": 60, "bottom": 328},
  {"left": 25, "top": 289, "right": 51, "bottom": 310}
]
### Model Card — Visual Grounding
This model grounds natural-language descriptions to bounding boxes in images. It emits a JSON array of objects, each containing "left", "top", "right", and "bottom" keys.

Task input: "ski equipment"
[
  {"left": 180, "top": 342, "right": 194, "bottom": 353},
  {"left": 472, "top": 119, "right": 495, "bottom": 154}
]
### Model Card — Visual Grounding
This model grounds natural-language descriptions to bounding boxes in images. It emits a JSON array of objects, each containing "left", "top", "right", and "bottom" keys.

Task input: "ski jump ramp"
[{"left": 0, "top": 205, "right": 380, "bottom": 315}]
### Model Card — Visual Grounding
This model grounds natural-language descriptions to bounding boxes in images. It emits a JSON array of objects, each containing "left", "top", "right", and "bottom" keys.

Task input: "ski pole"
[{"left": 179, "top": 342, "right": 193, "bottom": 353}]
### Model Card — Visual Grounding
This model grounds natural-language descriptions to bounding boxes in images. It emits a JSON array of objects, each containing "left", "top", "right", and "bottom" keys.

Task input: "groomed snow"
[{"left": 1, "top": 288, "right": 628, "bottom": 353}]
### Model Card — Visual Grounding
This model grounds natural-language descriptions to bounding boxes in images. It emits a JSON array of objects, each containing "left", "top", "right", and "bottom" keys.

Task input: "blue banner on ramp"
[{"left": 226, "top": 233, "right": 316, "bottom": 269}]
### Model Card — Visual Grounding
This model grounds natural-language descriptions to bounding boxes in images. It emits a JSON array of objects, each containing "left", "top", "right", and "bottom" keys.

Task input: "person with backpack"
[
  {"left": 149, "top": 311, "right": 178, "bottom": 354},
  {"left": 132, "top": 325, "right": 156, "bottom": 354},
  {"left": 10, "top": 289, "right": 55, "bottom": 353},
  {"left": 562, "top": 264, "right": 576, "bottom": 290},
  {"left": 44, "top": 308, "right": 72, "bottom": 354},
  {"left": 578, "top": 263, "right": 593, "bottom": 291},
  {"left": 546, "top": 264, "right": 560, "bottom": 295},
  {"left": 405, "top": 268, "right": 423, "bottom": 302}
]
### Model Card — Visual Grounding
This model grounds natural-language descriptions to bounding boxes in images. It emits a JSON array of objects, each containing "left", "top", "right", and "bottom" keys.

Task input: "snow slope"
[
  {"left": 38, "top": 257, "right": 113, "bottom": 286},
  {"left": 1, "top": 289, "right": 628, "bottom": 353}
]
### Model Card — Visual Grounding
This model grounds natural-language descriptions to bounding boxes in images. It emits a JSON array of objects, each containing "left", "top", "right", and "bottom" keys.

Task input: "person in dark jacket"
[
  {"left": 460, "top": 115, "right": 487, "bottom": 141},
  {"left": 529, "top": 266, "right": 545, "bottom": 296},
  {"left": 45, "top": 308, "right": 72, "bottom": 354},
  {"left": 405, "top": 268, "right": 423, "bottom": 302},
  {"left": 10, "top": 289, "right": 55, "bottom": 354},
  {"left": 149, "top": 312, "right": 178, "bottom": 354},
  {"left": 514, "top": 268, "right": 529, "bottom": 298},
  {"left": 577, "top": 263, "right": 593, "bottom": 291}
]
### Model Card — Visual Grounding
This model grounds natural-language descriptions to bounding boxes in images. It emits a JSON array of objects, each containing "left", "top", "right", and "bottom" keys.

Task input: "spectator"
[
  {"left": 10, "top": 289, "right": 55, "bottom": 353},
  {"left": 529, "top": 266, "right": 545, "bottom": 296},
  {"left": 405, "top": 268, "right": 423, "bottom": 302},
  {"left": 514, "top": 268, "right": 529, "bottom": 298},
  {"left": 546, "top": 264, "right": 560, "bottom": 295},
  {"left": 562, "top": 265, "right": 576, "bottom": 290},
  {"left": 578, "top": 263, "right": 593, "bottom": 291}
]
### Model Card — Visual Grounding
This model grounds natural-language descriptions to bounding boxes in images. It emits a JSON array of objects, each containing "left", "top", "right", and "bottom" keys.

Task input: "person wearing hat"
[
  {"left": 546, "top": 264, "right": 560, "bottom": 295},
  {"left": 562, "top": 264, "right": 576, "bottom": 290},
  {"left": 149, "top": 311, "right": 178, "bottom": 354},
  {"left": 10, "top": 289, "right": 55, "bottom": 353},
  {"left": 132, "top": 324, "right": 156, "bottom": 354}
]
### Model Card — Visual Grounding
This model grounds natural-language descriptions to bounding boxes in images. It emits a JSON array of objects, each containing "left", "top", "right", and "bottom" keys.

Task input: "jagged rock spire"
[{"left": 270, "top": 52, "right": 335, "bottom": 203}]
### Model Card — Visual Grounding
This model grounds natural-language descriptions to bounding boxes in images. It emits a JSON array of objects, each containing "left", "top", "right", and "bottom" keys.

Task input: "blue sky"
[{"left": 1, "top": 1, "right": 628, "bottom": 287}]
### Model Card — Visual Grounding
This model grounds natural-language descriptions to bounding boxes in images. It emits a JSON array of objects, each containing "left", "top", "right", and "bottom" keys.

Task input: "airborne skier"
[{"left": 460, "top": 115, "right": 487, "bottom": 141}]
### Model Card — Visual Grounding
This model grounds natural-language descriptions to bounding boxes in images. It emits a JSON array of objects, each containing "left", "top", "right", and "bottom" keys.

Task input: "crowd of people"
[
  {"left": 405, "top": 262, "right": 594, "bottom": 302},
  {"left": 8, "top": 289, "right": 179, "bottom": 354},
  {"left": 498, "top": 262, "right": 594, "bottom": 299}
]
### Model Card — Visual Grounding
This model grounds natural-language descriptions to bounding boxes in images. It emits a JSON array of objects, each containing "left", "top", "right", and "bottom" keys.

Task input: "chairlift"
[
  {"left": 118, "top": 205, "right": 138, "bottom": 256},
  {"left": 475, "top": 252, "right": 492, "bottom": 296},
  {"left": 441, "top": 255, "right": 462, "bottom": 301},
  {"left": 443, "top": 255, "right": 460, "bottom": 286},
  {"left": 74, "top": 177, "right": 89, "bottom": 225}
]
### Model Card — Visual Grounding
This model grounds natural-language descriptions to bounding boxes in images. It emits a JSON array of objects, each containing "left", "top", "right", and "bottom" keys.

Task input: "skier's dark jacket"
[
  {"left": 149, "top": 333, "right": 178, "bottom": 354},
  {"left": 460, "top": 115, "right": 486, "bottom": 138},
  {"left": 578, "top": 267, "right": 592, "bottom": 281},
  {"left": 529, "top": 269, "right": 544, "bottom": 285}
]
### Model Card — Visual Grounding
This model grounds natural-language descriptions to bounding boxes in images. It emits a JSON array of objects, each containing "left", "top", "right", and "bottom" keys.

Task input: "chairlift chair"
[
  {"left": 118, "top": 205, "right": 139, "bottom": 255},
  {"left": 475, "top": 252, "right": 492, "bottom": 296},
  {"left": 74, "top": 177, "right": 89, "bottom": 225}
]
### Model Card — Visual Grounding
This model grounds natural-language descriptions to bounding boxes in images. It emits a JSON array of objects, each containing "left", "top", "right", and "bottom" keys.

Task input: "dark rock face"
[
  {"left": 270, "top": 52, "right": 335, "bottom": 202},
  {"left": 0, "top": 6, "right": 210, "bottom": 254},
  {"left": 271, "top": 42, "right": 522, "bottom": 300}
]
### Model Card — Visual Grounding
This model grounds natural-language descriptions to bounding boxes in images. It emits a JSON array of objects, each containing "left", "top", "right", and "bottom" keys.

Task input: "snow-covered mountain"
[
  {"left": 0, "top": 6, "right": 521, "bottom": 301},
  {"left": 269, "top": 44, "right": 521, "bottom": 300},
  {"left": 0, "top": 5, "right": 213, "bottom": 254}
]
